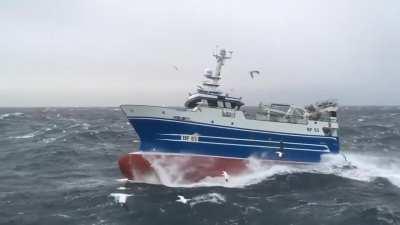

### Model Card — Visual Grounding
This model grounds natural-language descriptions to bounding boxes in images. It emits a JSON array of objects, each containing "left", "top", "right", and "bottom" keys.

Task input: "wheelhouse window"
[
  {"left": 231, "top": 103, "right": 238, "bottom": 109},
  {"left": 207, "top": 99, "right": 218, "bottom": 108},
  {"left": 187, "top": 98, "right": 201, "bottom": 108}
]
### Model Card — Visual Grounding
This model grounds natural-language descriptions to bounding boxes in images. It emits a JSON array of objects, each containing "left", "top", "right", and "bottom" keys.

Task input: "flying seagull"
[
  {"left": 173, "top": 65, "right": 179, "bottom": 71},
  {"left": 222, "top": 171, "right": 230, "bottom": 182},
  {"left": 249, "top": 70, "right": 260, "bottom": 79},
  {"left": 276, "top": 151, "right": 283, "bottom": 158},
  {"left": 176, "top": 195, "right": 191, "bottom": 204}
]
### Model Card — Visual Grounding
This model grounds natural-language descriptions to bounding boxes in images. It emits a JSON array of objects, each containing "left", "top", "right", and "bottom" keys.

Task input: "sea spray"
[{"left": 132, "top": 152, "right": 400, "bottom": 188}]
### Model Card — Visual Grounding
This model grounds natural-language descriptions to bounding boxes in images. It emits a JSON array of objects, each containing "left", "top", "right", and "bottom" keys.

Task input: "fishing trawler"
[{"left": 119, "top": 48, "right": 339, "bottom": 182}]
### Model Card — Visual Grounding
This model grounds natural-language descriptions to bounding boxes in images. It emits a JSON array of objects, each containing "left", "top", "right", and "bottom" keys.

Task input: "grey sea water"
[{"left": 0, "top": 106, "right": 400, "bottom": 225}]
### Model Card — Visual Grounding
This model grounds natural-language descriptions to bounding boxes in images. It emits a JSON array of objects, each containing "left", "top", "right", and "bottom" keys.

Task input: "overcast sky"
[{"left": 1, "top": 0, "right": 399, "bottom": 107}]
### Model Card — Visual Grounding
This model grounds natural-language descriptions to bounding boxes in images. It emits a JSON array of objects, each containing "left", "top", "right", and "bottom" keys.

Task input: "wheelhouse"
[
  {"left": 184, "top": 48, "right": 244, "bottom": 110},
  {"left": 184, "top": 93, "right": 244, "bottom": 109}
]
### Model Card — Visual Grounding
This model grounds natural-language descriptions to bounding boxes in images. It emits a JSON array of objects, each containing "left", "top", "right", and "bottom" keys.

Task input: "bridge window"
[{"left": 207, "top": 99, "right": 218, "bottom": 108}]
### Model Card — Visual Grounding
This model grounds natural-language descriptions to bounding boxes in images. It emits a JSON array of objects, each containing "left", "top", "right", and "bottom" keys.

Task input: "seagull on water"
[
  {"left": 222, "top": 171, "right": 230, "bottom": 182},
  {"left": 176, "top": 195, "right": 190, "bottom": 204},
  {"left": 110, "top": 193, "right": 132, "bottom": 205},
  {"left": 116, "top": 178, "right": 129, "bottom": 183}
]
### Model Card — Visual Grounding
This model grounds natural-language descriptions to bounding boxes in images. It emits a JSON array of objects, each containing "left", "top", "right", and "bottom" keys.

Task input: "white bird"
[
  {"left": 176, "top": 195, "right": 190, "bottom": 204},
  {"left": 222, "top": 171, "right": 230, "bottom": 182},
  {"left": 249, "top": 70, "right": 260, "bottom": 79},
  {"left": 276, "top": 151, "right": 283, "bottom": 158},
  {"left": 110, "top": 193, "right": 132, "bottom": 205},
  {"left": 116, "top": 178, "right": 129, "bottom": 183}
]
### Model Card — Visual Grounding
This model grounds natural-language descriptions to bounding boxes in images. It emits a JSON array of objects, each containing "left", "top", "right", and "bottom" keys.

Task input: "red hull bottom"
[{"left": 118, "top": 152, "right": 251, "bottom": 183}]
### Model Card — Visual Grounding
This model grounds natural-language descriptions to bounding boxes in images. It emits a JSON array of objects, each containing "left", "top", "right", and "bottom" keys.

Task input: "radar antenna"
[{"left": 213, "top": 48, "right": 232, "bottom": 77}]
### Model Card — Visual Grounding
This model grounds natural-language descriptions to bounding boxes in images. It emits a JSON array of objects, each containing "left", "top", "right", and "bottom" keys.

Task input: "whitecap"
[
  {"left": 10, "top": 130, "right": 42, "bottom": 139},
  {"left": 0, "top": 112, "right": 24, "bottom": 120},
  {"left": 319, "top": 153, "right": 400, "bottom": 187},
  {"left": 42, "top": 137, "right": 57, "bottom": 144},
  {"left": 9, "top": 127, "right": 55, "bottom": 140},
  {"left": 189, "top": 193, "right": 226, "bottom": 207},
  {"left": 81, "top": 123, "right": 90, "bottom": 130},
  {"left": 53, "top": 213, "right": 71, "bottom": 218}
]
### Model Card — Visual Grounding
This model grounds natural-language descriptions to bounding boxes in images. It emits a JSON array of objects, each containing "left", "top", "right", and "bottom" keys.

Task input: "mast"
[
  {"left": 201, "top": 48, "right": 232, "bottom": 93},
  {"left": 213, "top": 49, "right": 232, "bottom": 77}
]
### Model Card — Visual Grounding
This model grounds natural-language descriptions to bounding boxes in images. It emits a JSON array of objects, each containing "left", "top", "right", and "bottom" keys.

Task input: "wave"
[
  {"left": 358, "top": 125, "right": 391, "bottom": 132},
  {"left": 67, "top": 129, "right": 129, "bottom": 142},
  {"left": 10, "top": 130, "right": 43, "bottom": 139},
  {"left": 189, "top": 193, "right": 226, "bottom": 207},
  {"left": 322, "top": 153, "right": 400, "bottom": 187},
  {"left": 9, "top": 127, "right": 55, "bottom": 139},
  {"left": 0, "top": 112, "right": 24, "bottom": 120},
  {"left": 131, "top": 152, "right": 400, "bottom": 189},
  {"left": 339, "top": 127, "right": 363, "bottom": 136},
  {"left": 378, "top": 135, "right": 400, "bottom": 144}
]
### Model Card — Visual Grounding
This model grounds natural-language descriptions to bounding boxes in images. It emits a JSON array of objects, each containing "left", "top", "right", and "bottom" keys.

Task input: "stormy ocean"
[{"left": 0, "top": 106, "right": 399, "bottom": 225}]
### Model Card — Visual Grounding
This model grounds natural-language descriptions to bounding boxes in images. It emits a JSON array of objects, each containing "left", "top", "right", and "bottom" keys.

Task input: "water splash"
[
  {"left": 321, "top": 153, "right": 400, "bottom": 187},
  {"left": 134, "top": 153, "right": 400, "bottom": 188}
]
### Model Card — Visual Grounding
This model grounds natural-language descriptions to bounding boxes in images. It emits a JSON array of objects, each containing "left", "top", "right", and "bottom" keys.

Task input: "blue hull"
[{"left": 128, "top": 117, "right": 340, "bottom": 163}]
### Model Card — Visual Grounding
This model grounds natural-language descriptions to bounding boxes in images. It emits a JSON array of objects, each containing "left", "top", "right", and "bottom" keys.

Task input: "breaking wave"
[
  {"left": 322, "top": 153, "right": 400, "bottom": 187},
  {"left": 0, "top": 112, "right": 24, "bottom": 120},
  {"left": 189, "top": 193, "right": 226, "bottom": 207},
  {"left": 9, "top": 128, "right": 51, "bottom": 139},
  {"left": 136, "top": 152, "right": 400, "bottom": 189}
]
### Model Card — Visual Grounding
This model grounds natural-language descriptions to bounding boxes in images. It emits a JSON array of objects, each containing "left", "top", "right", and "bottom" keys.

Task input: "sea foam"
[{"left": 135, "top": 152, "right": 400, "bottom": 189}]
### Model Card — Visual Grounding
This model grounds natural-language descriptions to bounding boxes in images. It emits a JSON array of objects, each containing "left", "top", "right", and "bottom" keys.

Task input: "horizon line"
[{"left": 0, "top": 104, "right": 400, "bottom": 108}]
